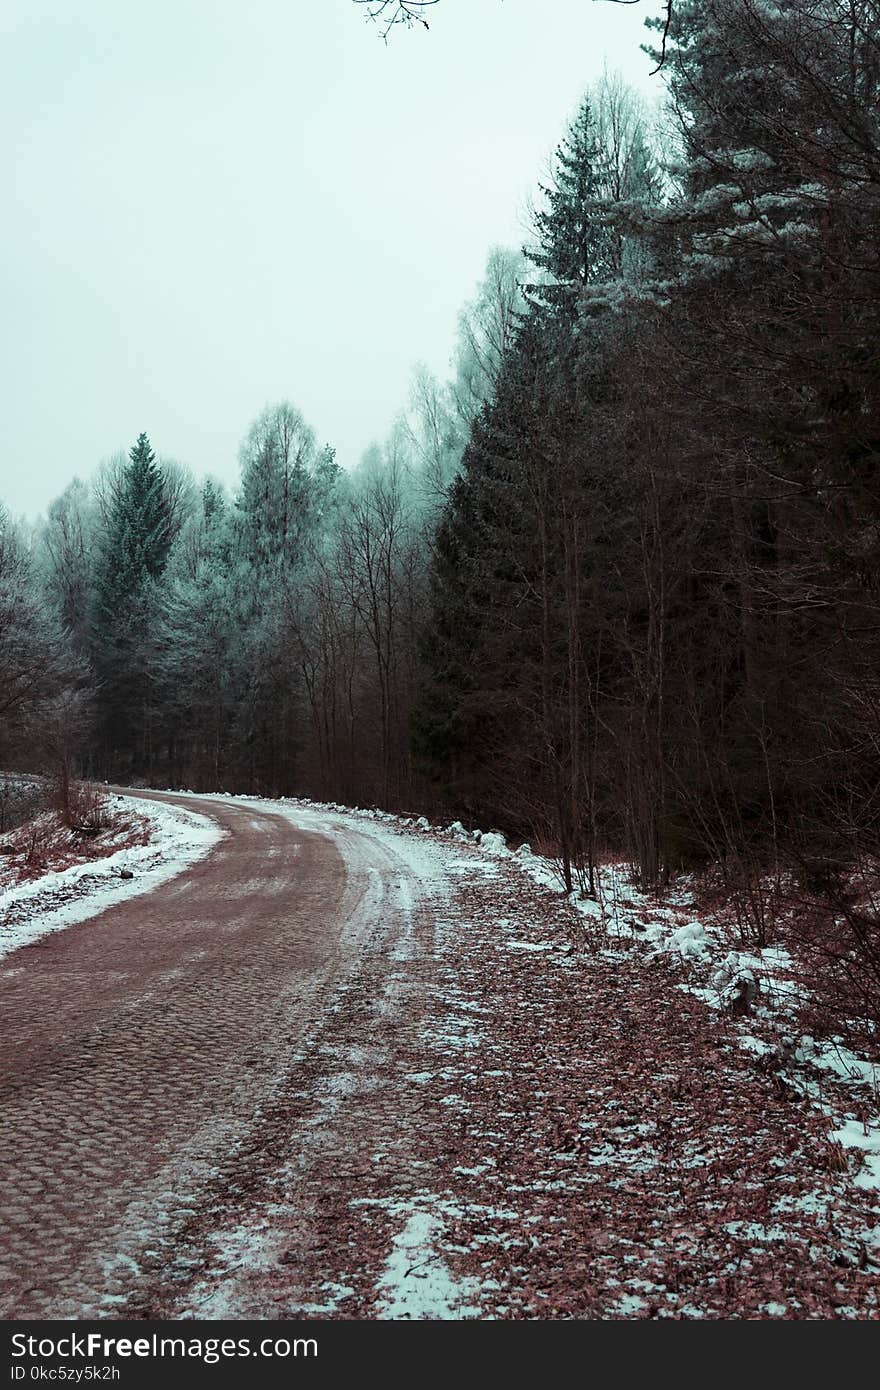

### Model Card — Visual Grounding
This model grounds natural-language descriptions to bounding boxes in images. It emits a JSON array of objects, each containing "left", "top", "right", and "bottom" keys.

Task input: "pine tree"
[
  {"left": 631, "top": 0, "right": 880, "bottom": 885},
  {"left": 124, "top": 433, "right": 173, "bottom": 579},
  {"left": 526, "top": 95, "right": 612, "bottom": 315},
  {"left": 527, "top": 80, "right": 663, "bottom": 319},
  {"left": 91, "top": 433, "right": 173, "bottom": 775},
  {"left": 415, "top": 316, "right": 614, "bottom": 886}
]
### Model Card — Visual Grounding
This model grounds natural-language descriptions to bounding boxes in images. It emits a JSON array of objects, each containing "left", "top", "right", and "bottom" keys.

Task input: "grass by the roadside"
[{"left": 0, "top": 785, "right": 152, "bottom": 889}]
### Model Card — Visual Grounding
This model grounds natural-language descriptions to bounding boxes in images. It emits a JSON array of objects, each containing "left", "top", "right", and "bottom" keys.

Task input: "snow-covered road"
[{"left": 1, "top": 790, "right": 879, "bottom": 1319}]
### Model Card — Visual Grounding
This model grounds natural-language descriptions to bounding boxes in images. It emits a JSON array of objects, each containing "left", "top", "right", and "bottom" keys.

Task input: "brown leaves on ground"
[
  {"left": 412, "top": 873, "right": 880, "bottom": 1318},
  {"left": 0, "top": 804, "right": 151, "bottom": 887},
  {"left": 129, "top": 832, "right": 880, "bottom": 1321}
]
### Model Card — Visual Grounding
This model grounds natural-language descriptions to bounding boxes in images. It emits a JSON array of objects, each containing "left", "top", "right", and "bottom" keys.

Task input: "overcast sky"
[{"left": 1, "top": 0, "right": 663, "bottom": 519}]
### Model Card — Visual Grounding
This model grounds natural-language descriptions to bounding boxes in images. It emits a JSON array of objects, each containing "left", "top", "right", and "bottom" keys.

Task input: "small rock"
[{"left": 119, "top": 867, "right": 134, "bottom": 880}]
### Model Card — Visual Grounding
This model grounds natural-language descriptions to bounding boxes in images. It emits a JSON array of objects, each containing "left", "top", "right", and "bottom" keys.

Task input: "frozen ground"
[{"left": 0, "top": 794, "right": 222, "bottom": 960}]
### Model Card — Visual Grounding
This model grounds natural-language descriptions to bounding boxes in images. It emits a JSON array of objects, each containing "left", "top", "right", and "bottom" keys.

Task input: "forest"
[{"left": 2, "top": 2, "right": 878, "bottom": 985}]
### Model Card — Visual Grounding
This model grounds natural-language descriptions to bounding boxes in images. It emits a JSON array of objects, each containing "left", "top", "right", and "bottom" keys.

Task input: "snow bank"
[
  {"left": 710, "top": 950, "right": 761, "bottom": 1008},
  {"left": 0, "top": 797, "right": 223, "bottom": 961}
]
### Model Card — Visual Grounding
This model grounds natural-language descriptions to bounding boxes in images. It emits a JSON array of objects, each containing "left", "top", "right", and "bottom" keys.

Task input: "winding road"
[{"left": 0, "top": 791, "right": 434, "bottom": 1319}]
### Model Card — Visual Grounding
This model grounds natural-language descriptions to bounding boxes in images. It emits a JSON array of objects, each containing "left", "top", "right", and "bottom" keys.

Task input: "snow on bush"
[
  {"left": 478, "top": 831, "right": 507, "bottom": 856},
  {"left": 650, "top": 919, "right": 714, "bottom": 962},
  {"left": 711, "top": 951, "right": 761, "bottom": 1009}
]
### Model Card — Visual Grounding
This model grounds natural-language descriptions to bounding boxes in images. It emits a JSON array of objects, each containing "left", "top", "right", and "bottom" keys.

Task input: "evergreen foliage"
[{"left": 90, "top": 433, "right": 173, "bottom": 774}]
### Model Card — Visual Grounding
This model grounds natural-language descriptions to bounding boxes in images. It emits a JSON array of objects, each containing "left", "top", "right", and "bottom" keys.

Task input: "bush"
[{"left": 52, "top": 776, "right": 110, "bottom": 835}]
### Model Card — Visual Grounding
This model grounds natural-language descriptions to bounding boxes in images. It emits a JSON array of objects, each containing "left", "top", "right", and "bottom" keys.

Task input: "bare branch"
[
  {"left": 351, "top": 2, "right": 677, "bottom": 69},
  {"left": 649, "top": 1, "right": 673, "bottom": 75},
  {"left": 353, "top": 0, "right": 439, "bottom": 40}
]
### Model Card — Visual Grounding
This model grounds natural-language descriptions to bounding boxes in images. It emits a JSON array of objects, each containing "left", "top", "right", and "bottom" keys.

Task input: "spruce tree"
[
  {"left": 527, "top": 83, "right": 663, "bottom": 318},
  {"left": 526, "top": 95, "right": 613, "bottom": 315},
  {"left": 91, "top": 433, "right": 172, "bottom": 775}
]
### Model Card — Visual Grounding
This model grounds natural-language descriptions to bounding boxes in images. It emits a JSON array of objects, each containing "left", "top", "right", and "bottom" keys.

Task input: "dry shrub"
[
  {"left": 686, "top": 849, "right": 880, "bottom": 1051},
  {"left": 52, "top": 777, "right": 110, "bottom": 835},
  {"left": 784, "top": 865, "right": 880, "bottom": 1054},
  {"left": 23, "top": 817, "right": 54, "bottom": 867}
]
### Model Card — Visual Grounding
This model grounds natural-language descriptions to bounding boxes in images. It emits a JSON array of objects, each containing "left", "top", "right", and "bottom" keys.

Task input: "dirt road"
[
  {"left": 0, "top": 792, "right": 428, "bottom": 1318},
  {"left": 2, "top": 791, "right": 879, "bottom": 1319}
]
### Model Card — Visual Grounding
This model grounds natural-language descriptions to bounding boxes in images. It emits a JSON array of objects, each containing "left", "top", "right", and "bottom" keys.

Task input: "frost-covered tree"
[
  {"left": 155, "top": 480, "right": 238, "bottom": 786},
  {"left": 226, "top": 402, "right": 340, "bottom": 794},
  {"left": 237, "top": 402, "right": 338, "bottom": 572},
  {"left": 399, "top": 367, "right": 463, "bottom": 504},
  {"left": 41, "top": 478, "right": 95, "bottom": 656},
  {"left": 452, "top": 246, "right": 527, "bottom": 425},
  {"left": 0, "top": 505, "right": 83, "bottom": 769}
]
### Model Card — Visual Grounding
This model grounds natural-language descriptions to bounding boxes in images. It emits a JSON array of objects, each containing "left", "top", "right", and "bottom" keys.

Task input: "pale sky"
[{"left": 1, "top": 0, "right": 663, "bottom": 518}]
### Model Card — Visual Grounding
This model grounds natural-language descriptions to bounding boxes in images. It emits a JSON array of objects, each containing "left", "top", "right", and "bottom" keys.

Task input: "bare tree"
[
  {"left": 452, "top": 246, "right": 527, "bottom": 428},
  {"left": 41, "top": 479, "right": 95, "bottom": 653},
  {"left": 400, "top": 366, "right": 463, "bottom": 503},
  {"left": 0, "top": 506, "right": 85, "bottom": 770}
]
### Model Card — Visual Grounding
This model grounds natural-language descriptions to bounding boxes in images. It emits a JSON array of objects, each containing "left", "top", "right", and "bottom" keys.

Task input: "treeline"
[
  {"left": 1, "top": 412, "right": 451, "bottom": 808},
  {"left": 2, "top": 1, "right": 878, "bottom": 920},
  {"left": 0, "top": 249, "right": 516, "bottom": 805},
  {"left": 417, "top": 0, "right": 880, "bottom": 907}
]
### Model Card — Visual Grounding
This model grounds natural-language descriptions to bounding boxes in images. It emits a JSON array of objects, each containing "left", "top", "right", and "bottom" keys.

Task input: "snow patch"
[
  {"left": 651, "top": 919, "right": 714, "bottom": 962},
  {"left": 373, "top": 1202, "right": 481, "bottom": 1320},
  {"left": 0, "top": 797, "right": 223, "bottom": 960},
  {"left": 505, "top": 940, "right": 557, "bottom": 953}
]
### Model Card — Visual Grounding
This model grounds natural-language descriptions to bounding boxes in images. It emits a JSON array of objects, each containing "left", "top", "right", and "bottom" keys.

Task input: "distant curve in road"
[{"left": 0, "top": 791, "right": 403, "bottom": 1318}]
